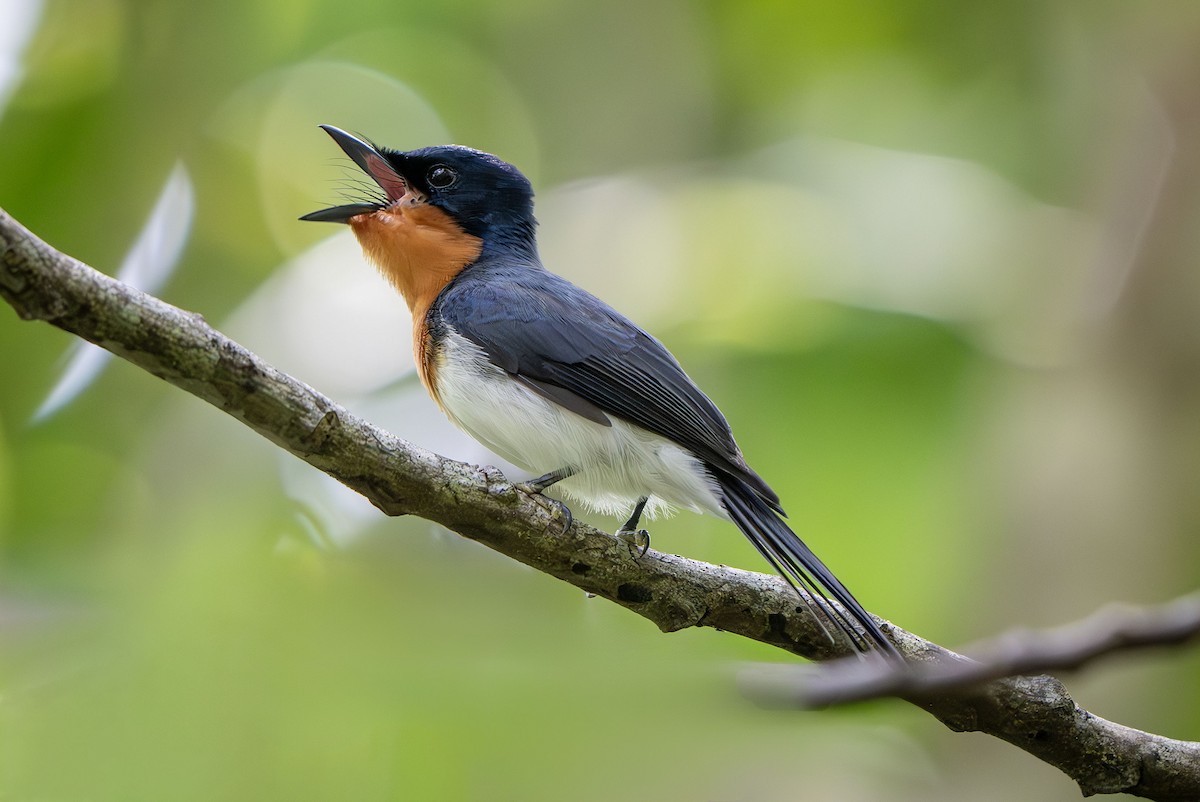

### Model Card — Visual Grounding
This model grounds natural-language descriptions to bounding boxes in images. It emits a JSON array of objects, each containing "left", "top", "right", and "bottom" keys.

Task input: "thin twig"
[{"left": 745, "top": 593, "right": 1200, "bottom": 707}]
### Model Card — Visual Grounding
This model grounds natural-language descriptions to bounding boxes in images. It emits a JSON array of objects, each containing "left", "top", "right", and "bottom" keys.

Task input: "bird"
[{"left": 301, "top": 124, "right": 900, "bottom": 661}]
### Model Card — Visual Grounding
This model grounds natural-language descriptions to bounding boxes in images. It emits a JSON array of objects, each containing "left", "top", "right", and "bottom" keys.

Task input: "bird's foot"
[
  {"left": 616, "top": 526, "right": 650, "bottom": 558},
  {"left": 515, "top": 480, "right": 573, "bottom": 536}
]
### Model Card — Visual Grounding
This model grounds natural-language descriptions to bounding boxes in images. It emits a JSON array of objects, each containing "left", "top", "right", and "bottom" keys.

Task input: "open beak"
[{"left": 299, "top": 125, "right": 411, "bottom": 224}]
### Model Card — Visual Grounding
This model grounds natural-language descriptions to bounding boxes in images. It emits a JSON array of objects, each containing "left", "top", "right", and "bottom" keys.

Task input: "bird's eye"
[{"left": 427, "top": 165, "right": 458, "bottom": 189}]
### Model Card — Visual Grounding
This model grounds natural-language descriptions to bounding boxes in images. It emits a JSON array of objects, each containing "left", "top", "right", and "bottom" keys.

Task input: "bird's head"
[{"left": 301, "top": 125, "right": 536, "bottom": 257}]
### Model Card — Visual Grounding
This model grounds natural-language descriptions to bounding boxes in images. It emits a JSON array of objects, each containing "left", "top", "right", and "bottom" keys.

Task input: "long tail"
[{"left": 716, "top": 474, "right": 901, "bottom": 661}]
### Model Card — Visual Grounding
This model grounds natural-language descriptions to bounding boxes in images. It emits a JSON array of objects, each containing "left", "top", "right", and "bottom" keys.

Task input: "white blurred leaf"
[
  {"left": 33, "top": 162, "right": 194, "bottom": 422},
  {"left": 0, "top": 0, "right": 43, "bottom": 118}
]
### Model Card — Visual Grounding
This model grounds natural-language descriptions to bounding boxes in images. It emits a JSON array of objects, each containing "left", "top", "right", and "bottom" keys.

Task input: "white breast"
[{"left": 432, "top": 330, "right": 725, "bottom": 521}]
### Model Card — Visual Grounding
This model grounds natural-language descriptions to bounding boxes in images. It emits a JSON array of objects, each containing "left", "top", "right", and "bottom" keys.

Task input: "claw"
[
  {"left": 616, "top": 527, "right": 650, "bottom": 558},
  {"left": 554, "top": 498, "right": 573, "bottom": 535}
]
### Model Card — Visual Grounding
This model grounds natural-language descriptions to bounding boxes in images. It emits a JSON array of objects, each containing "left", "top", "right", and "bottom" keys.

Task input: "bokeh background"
[{"left": 2, "top": 1, "right": 1200, "bottom": 799}]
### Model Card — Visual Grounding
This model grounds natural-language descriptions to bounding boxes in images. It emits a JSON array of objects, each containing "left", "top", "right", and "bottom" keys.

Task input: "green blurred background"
[{"left": 3, "top": 1, "right": 1200, "bottom": 799}]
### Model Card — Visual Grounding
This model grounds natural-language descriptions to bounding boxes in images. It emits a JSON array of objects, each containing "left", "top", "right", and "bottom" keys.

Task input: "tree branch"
[
  {"left": 2, "top": 207, "right": 1198, "bottom": 800},
  {"left": 753, "top": 593, "right": 1200, "bottom": 708}
]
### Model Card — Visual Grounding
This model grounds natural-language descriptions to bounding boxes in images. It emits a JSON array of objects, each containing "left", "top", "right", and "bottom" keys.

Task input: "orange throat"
[{"left": 349, "top": 203, "right": 482, "bottom": 397}]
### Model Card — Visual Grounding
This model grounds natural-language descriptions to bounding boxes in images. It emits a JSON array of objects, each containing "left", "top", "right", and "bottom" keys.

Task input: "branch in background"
[
  {"left": 745, "top": 592, "right": 1200, "bottom": 707},
  {"left": 2, "top": 208, "right": 1198, "bottom": 801}
]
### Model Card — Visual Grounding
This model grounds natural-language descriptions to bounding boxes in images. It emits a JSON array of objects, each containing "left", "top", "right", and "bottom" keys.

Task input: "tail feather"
[{"left": 716, "top": 474, "right": 901, "bottom": 661}]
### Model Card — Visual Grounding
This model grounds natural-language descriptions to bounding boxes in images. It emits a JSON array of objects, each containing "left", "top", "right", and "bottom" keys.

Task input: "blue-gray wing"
[{"left": 434, "top": 264, "right": 782, "bottom": 511}]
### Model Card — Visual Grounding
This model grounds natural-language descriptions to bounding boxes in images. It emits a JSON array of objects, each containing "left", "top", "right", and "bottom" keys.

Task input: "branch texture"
[{"left": 2, "top": 208, "right": 1198, "bottom": 800}]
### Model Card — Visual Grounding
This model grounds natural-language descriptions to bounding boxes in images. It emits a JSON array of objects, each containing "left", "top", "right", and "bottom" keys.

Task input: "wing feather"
[{"left": 435, "top": 264, "right": 781, "bottom": 511}]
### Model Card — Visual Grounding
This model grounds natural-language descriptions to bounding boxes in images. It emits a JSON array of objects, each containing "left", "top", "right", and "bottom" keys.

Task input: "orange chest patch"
[
  {"left": 412, "top": 317, "right": 445, "bottom": 407},
  {"left": 349, "top": 203, "right": 482, "bottom": 403}
]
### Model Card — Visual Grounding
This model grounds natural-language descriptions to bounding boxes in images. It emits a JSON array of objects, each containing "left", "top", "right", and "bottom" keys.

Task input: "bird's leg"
[
  {"left": 616, "top": 496, "right": 650, "bottom": 558},
  {"left": 516, "top": 466, "right": 576, "bottom": 494},
  {"left": 515, "top": 466, "right": 577, "bottom": 534}
]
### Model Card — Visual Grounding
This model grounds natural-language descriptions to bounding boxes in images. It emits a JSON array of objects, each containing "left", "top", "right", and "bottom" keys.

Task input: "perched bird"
[{"left": 302, "top": 125, "right": 899, "bottom": 660}]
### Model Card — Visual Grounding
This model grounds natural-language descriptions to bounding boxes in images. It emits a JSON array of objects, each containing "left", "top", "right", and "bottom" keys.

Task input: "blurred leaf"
[{"left": 34, "top": 162, "right": 194, "bottom": 422}]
